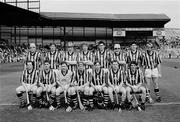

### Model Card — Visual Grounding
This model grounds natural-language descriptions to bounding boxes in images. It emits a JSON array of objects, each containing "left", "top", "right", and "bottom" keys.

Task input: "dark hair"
[
  {"left": 50, "top": 43, "right": 56, "bottom": 47},
  {"left": 77, "top": 61, "right": 84, "bottom": 66},
  {"left": 94, "top": 61, "right": 100, "bottom": 65},
  {"left": 98, "top": 41, "right": 105, "bottom": 45},
  {"left": 111, "top": 60, "right": 119, "bottom": 65},
  {"left": 26, "top": 60, "right": 34, "bottom": 67},
  {"left": 44, "top": 60, "right": 50, "bottom": 64},
  {"left": 129, "top": 61, "right": 138, "bottom": 66},
  {"left": 60, "top": 61, "right": 68, "bottom": 66}
]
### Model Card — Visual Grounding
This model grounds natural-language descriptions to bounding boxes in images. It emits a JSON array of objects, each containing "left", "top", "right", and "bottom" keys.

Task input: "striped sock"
[
  {"left": 67, "top": 95, "right": 72, "bottom": 107},
  {"left": 154, "top": 89, "right": 160, "bottom": 98},
  {"left": 17, "top": 93, "right": 25, "bottom": 105},
  {"left": 32, "top": 94, "right": 36, "bottom": 106},
  {"left": 56, "top": 95, "right": 61, "bottom": 107},
  {"left": 103, "top": 93, "right": 109, "bottom": 106},
  {"left": 70, "top": 94, "right": 77, "bottom": 107},
  {"left": 50, "top": 94, "right": 55, "bottom": 106},
  {"left": 88, "top": 95, "right": 94, "bottom": 107},
  {"left": 37, "top": 95, "right": 43, "bottom": 106},
  {"left": 82, "top": 94, "right": 88, "bottom": 106}
]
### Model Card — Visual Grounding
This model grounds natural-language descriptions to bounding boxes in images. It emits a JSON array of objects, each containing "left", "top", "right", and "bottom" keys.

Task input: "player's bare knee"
[
  {"left": 108, "top": 87, "right": 113, "bottom": 94},
  {"left": 89, "top": 87, "right": 94, "bottom": 95},
  {"left": 103, "top": 87, "right": 108, "bottom": 94},
  {"left": 126, "top": 87, "right": 131, "bottom": 94},
  {"left": 56, "top": 87, "right": 63, "bottom": 95},
  {"left": 140, "top": 87, "right": 146, "bottom": 94},
  {"left": 68, "top": 87, "right": 76, "bottom": 95}
]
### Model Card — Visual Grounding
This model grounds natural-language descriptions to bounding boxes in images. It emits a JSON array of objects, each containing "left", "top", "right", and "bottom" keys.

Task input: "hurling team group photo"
[
  {"left": 14, "top": 41, "right": 162, "bottom": 112},
  {"left": 1, "top": 0, "right": 180, "bottom": 121}
]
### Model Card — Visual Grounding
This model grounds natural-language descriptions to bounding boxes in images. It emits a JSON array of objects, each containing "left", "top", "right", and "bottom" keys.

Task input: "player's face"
[
  {"left": 112, "top": 62, "right": 119, "bottom": 70},
  {"left": 98, "top": 44, "right": 105, "bottom": 51},
  {"left": 78, "top": 64, "right": 84, "bottom": 71},
  {"left": 44, "top": 62, "right": 50, "bottom": 70},
  {"left": 30, "top": 45, "right": 36, "bottom": 53},
  {"left": 94, "top": 63, "right": 101, "bottom": 70},
  {"left": 27, "top": 62, "right": 33, "bottom": 70},
  {"left": 68, "top": 46, "right": 74, "bottom": 52},
  {"left": 130, "top": 64, "right": 136, "bottom": 71},
  {"left": 82, "top": 45, "right": 88, "bottom": 51},
  {"left": 131, "top": 44, "right": 137, "bottom": 51},
  {"left": 61, "top": 64, "right": 68, "bottom": 71},
  {"left": 114, "top": 47, "right": 120, "bottom": 53},
  {"left": 50, "top": 45, "right": 56, "bottom": 52},
  {"left": 147, "top": 45, "right": 152, "bottom": 51}
]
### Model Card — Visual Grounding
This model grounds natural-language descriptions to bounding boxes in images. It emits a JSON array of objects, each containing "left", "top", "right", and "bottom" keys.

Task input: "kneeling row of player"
[{"left": 16, "top": 60, "right": 146, "bottom": 112}]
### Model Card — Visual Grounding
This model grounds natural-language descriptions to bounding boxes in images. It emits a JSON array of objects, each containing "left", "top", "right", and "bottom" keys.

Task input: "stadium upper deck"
[{"left": 0, "top": 2, "right": 170, "bottom": 46}]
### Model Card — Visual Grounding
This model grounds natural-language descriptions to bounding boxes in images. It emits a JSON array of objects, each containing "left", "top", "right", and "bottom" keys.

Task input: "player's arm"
[
  {"left": 108, "top": 73, "right": 114, "bottom": 88},
  {"left": 51, "top": 71, "right": 57, "bottom": 87},
  {"left": 38, "top": 71, "right": 44, "bottom": 87},
  {"left": 156, "top": 52, "right": 162, "bottom": 77},
  {"left": 125, "top": 74, "right": 133, "bottom": 89},
  {"left": 21, "top": 71, "right": 28, "bottom": 89},
  {"left": 31, "top": 70, "right": 38, "bottom": 87},
  {"left": 119, "top": 71, "right": 124, "bottom": 88},
  {"left": 102, "top": 70, "right": 108, "bottom": 87}
]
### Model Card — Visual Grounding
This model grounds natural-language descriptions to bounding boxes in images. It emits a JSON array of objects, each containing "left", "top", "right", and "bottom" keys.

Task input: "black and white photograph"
[{"left": 0, "top": 0, "right": 180, "bottom": 121}]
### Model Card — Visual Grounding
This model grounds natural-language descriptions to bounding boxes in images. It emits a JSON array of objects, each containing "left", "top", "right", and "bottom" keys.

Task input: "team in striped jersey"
[{"left": 16, "top": 41, "right": 162, "bottom": 112}]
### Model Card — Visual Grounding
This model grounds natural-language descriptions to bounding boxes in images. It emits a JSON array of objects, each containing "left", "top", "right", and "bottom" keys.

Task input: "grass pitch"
[{"left": 0, "top": 59, "right": 180, "bottom": 122}]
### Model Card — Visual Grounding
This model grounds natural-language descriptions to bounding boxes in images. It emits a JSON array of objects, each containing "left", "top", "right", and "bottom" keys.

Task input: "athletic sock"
[
  {"left": 49, "top": 94, "right": 55, "bottom": 106},
  {"left": 17, "top": 93, "right": 25, "bottom": 105},
  {"left": 56, "top": 95, "right": 61, "bottom": 107},
  {"left": 32, "top": 94, "right": 36, "bottom": 106},
  {"left": 103, "top": 93, "right": 109, "bottom": 106},
  {"left": 88, "top": 95, "right": 94, "bottom": 107},
  {"left": 154, "top": 89, "right": 160, "bottom": 98},
  {"left": 82, "top": 94, "right": 88, "bottom": 106},
  {"left": 37, "top": 95, "right": 43, "bottom": 106},
  {"left": 70, "top": 94, "right": 78, "bottom": 108}
]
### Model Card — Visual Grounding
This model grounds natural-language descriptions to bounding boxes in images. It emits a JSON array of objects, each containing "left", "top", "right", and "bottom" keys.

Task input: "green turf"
[{"left": 0, "top": 60, "right": 180, "bottom": 122}]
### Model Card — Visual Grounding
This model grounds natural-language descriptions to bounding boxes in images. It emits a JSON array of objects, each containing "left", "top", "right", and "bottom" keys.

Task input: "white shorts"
[{"left": 145, "top": 68, "right": 159, "bottom": 78}]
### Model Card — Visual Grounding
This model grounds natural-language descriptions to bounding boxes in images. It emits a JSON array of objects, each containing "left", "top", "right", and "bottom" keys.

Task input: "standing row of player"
[{"left": 16, "top": 41, "right": 162, "bottom": 112}]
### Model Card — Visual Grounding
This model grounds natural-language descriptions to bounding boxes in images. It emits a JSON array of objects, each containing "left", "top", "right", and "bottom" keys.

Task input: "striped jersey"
[
  {"left": 78, "top": 50, "right": 94, "bottom": 69},
  {"left": 109, "top": 69, "right": 123, "bottom": 85},
  {"left": 55, "top": 70, "right": 74, "bottom": 86},
  {"left": 25, "top": 51, "right": 42, "bottom": 70},
  {"left": 126, "top": 68, "right": 142, "bottom": 86},
  {"left": 110, "top": 51, "right": 126, "bottom": 70},
  {"left": 142, "top": 50, "right": 161, "bottom": 69},
  {"left": 45, "top": 51, "right": 59, "bottom": 69},
  {"left": 126, "top": 50, "right": 142, "bottom": 66},
  {"left": 92, "top": 68, "right": 106, "bottom": 85},
  {"left": 64, "top": 51, "right": 78, "bottom": 72},
  {"left": 21, "top": 69, "right": 38, "bottom": 84},
  {"left": 39, "top": 69, "right": 55, "bottom": 85},
  {"left": 95, "top": 50, "right": 110, "bottom": 68},
  {"left": 74, "top": 69, "right": 87, "bottom": 86}
]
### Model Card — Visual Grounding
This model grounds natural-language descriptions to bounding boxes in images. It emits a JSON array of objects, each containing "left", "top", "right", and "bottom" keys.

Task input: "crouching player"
[
  {"left": 91, "top": 61, "right": 108, "bottom": 109},
  {"left": 126, "top": 61, "right": 146, "bottom": 111},
  {"left": 108, "top": 60, "right": 126, "bottom": 112},
  {"left": 55, "top": 62, "right": 76, "bottom": 112},
  {"left": 74, "top": 62, "right": 94, "bottom": 111},
  {"left": 36, "top": 60, "right": 56, "bottom": 110},
  {"left": 16, "top": 61, "right": 38, "bottom": 110}
]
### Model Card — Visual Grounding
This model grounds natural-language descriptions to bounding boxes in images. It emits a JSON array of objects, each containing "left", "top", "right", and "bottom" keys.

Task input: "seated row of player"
[
  {"left": 18, "top": 41, "right": 161, "bottom": 111},
  {"left": 16, "top": 59, "right": 146, "bottom": 112}
]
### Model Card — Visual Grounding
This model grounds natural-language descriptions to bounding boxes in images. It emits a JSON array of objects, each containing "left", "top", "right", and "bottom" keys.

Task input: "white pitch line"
[
  {"left": 0, "top": 102, "right": 180, "bottom": 106},
  {"left": 146, "top": 102, "right": 180, "bottom": 106}
]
